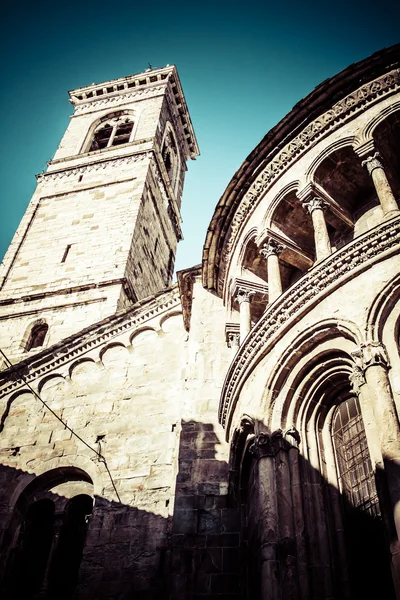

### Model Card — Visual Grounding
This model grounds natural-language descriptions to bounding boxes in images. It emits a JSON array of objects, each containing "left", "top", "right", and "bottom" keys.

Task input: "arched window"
[
  {"left": 26, "top": 322, "right": 48, "bottom": 351},
  {"left": 332, "top": 395, "right": 379, "bottom": 516},
  {"left": 89, "top": 115, "right": 134, "bottom": 152},
  {"left": 331, "top": 395, "right": 394, "bottom": 598},
  {"left": 161, "top": 129, "right": 179, "bottom": 191}
]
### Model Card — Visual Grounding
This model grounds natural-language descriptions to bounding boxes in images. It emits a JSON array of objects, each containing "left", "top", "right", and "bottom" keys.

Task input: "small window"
[
  {"left": 89, "top": 115, "right": 134, "bottom": 152},
  {"left": 26, "top": 323, "right": 48, "bottom": 351}
]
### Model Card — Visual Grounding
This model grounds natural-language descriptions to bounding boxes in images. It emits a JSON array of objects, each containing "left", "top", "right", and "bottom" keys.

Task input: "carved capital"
[
  {"left": 236, "top": 288, "right": 255, "bottom": 304},
  {"left": 227, "top": 332, "right": 240, "bottom": 348},
  {"left": 361, "top": 152, "right": 384, "bottom": 175},
  {"left": 349, "top": 365, "right": 366, "bottom": 395},
  {"left": 249, "top": 429, "right": 294, "bottom": 459},
  {"left": 260, "top": 238, "right": 284, "bottom": 259},
  {"left": 302, "top": 196, "right": 329, "bottom": 215},
  {"left": 283, "top": 426, "right": 301, "bottom": 449},
  {"left": 351, "top": 341, "right": 389, "bottom": 373}
]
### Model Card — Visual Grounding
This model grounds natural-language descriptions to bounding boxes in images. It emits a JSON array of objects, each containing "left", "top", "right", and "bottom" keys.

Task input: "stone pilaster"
[
  {"left": 260, "top": 238, "right": 284, "bottom": 303},
  {"left": 361, "top": 152, "right": 399, "bottom": 216}
]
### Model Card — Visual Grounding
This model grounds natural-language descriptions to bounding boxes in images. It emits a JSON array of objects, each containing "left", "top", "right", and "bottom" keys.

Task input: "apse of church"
[{"left": 1, "top": 45, "right": 400, "bottom": 599}]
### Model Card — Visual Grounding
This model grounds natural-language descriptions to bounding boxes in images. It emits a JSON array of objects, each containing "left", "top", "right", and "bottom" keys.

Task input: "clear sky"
[{"left": 1, "top": 0, "right": 399, "bottom": 274}]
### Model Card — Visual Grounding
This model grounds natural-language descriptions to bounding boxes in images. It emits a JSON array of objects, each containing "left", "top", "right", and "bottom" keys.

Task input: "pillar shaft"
[
  {"left": 236, "top": 289, "right": 254, "bottom": 344},
  {"left": 260, "top": 238, "right": 284, "bottom": 304},
  {"left": 302, "top": 197, "right": 331, "bottom": 261},
  {"left": 362, "top": 153, "right": 399, "bottom": 215}
]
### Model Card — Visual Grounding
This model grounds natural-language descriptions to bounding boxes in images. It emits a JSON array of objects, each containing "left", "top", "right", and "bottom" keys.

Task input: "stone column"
[
  {"left": 362, "top": 153, "right": 399, "bottom": 216},
  {"left": 260, "top": 238, "right": 284, "bottom": 303},
  {"left": 249, "top": 432, "right": 279, "bottom": 600},
  {"left": 302, "top": 197, "right": 332, "bottom": 262},
  {"left": 249, "top": 430, "right": 301, "bottom": 600},
  {"left": 352, "top": 343, "right": 400, "bottom": 537},
  {"left": 236, "top": 288, "right": 254, "bottom": 344}
]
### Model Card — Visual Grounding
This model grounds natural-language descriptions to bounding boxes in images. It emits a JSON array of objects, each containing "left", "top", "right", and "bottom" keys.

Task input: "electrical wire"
[{"left": 0, "top": 348, "right": 121, "bottom": 503}]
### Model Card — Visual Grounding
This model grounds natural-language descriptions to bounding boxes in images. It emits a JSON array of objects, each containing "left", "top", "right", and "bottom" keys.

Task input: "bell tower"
[{"left": 0, "top": 66, "right": 199, "bottom": 361}]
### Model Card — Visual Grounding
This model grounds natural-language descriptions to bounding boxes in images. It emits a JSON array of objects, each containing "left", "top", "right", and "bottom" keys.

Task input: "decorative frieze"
[
  {"left": 221, "top": 68, "right": 400, "bottom": 270},
  {"left": 37, "top": 153, "right": 150, "bottom": 182},
  {"left": 73, "top": 86, "right": 166, "bottom": 114},
  {"left": 0, "top": 288, "right": 181, "bottom": 398},
  {"left": 219, "top": 215, "right": 400, "bottom": 429}
]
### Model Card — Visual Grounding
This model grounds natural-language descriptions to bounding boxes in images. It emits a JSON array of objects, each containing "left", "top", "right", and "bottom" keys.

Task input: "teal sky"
[{"left": 1, "top": 0, "right": 399, "bottom": 273}]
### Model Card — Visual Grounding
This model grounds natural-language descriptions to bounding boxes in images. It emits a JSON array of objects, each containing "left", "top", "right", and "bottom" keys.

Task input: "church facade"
[{"left": 0, "top": 44, "right": 399, "bottom": 599}]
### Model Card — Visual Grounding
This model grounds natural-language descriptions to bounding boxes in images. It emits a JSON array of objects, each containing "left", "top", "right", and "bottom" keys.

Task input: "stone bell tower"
[{"left": 0, "top": 66, "right": 199, "bottom": 362}]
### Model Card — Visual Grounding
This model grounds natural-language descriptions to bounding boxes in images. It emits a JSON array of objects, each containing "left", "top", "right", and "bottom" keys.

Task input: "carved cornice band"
[
  {"left": 219, "top": 215, "right": 400, "bottom": 431},
  {"left": 0, "top": 288, "right": 181, "bottom": 398},
  {"left": 37, "top": 152, "right": 151, "bottom": 182}
]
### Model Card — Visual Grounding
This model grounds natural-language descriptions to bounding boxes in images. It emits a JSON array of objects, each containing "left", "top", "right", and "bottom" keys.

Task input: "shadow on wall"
[{"left": 0, "top": 419, "right": 397, "bottom": 599}]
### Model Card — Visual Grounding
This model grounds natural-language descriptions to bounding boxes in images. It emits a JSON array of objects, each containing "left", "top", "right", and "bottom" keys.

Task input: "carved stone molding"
[
  {"left": 37, "top": 153, "right": 150, "bottom": 182},
  {"left": 221, "top": 68, "right": 400, "bottom": 273},
  {"left": 301, "top": 196, "right": 329, "bottom": 215},
  {"left": 249, "top": 429, "right": 298, "bottom": 459},
  {"left": 349, "top": 365, "right": 366, "bottom": 395},
  {"left": 225, "top": 323, "right": 240, "bottom": 348},
  {"left": 361, "top": 152, "right": 384, "bottom": 175},
  {"left": 351, "top": 341, "right": 390, "bottom": 373},
  {"left": 74, "top": 86, "right": 166, "bottom": 114},
  {"left": 260, "top": 238, "right": 284, "bottom": 259},
  {"left": 219, "top": 215, "right": 400, "bottom": 429}
]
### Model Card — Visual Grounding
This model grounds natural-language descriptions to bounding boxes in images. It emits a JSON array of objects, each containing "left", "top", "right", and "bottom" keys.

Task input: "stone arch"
[
  {"left": 366, "top": 272, "right": 400, "bottom": 343},
  {"left": 21, "top": 318, "right": 49, "bottom": 352},
  {"left": 37, "top": 373, "right": 66, "bottom": 395},
  {"left": 0, "top": 389, "right": 35, "bottom": 433},
  {"left": 262, "top": 180, "right": 301, "bottom": 233},
  {"left": 363, "top": 99, "right": 400, "bottom": 142},
  {"left": 129, "top": 327, "right": 159, "bottom": 345},
  {"left": 68, "top": 357, "right": 98, "bottom": 380},
  {"left": 305, "top": 136, "right": 356, "bottom": 183},
  {"left": 3, "top": 466, "right": 95, "bottom": 600},
  {"left": 99, "top": 342, "right": 129, "bottom": 364},
  {"left": 81, "top": 109, "right": 137, "bottom": 153},
  {"left": 312, "top": 140, "right": 379, "bottom": 241},
  {"left": 264, "top": 320, "right": 361, "bottom": 431}
]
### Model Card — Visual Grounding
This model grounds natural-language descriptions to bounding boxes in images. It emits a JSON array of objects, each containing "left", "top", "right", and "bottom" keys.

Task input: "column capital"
[
  {"left": 227, "top": 331, "right": 240, "bottom": 348},
  {"left": 249, "top": 429, "right": 298, "bottom": 459},
  {"left": 351, "top": 341, "right": 390, "bottom": 373},
  {"left": 236, "top": 287, "right": 255, "bottom": 304},
  {"left": 349, "top": 365, "right": 366, "bottom": 395},
  {"left": 260, "top": 237, "right": 284, "bottom": 259},
  {"left": 361, "top": 152, "right": 384, "bottom": 175},
  {"left": 301, "top": 196, "right": 329, "bottom": 215}
]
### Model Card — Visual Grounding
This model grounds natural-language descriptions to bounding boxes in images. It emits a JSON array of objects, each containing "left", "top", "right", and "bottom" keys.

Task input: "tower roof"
[{"left": 68, "top": 65, "right": 199, "bottom": 160}]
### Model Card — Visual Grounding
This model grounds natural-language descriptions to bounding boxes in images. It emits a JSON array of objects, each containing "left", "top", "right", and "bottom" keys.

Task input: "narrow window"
[
  {"left": 61, "top": 244, "right": 72, "bottom": 263},
  {"left": 26, "top": 323, "right": 48, "bottom": 351}
]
